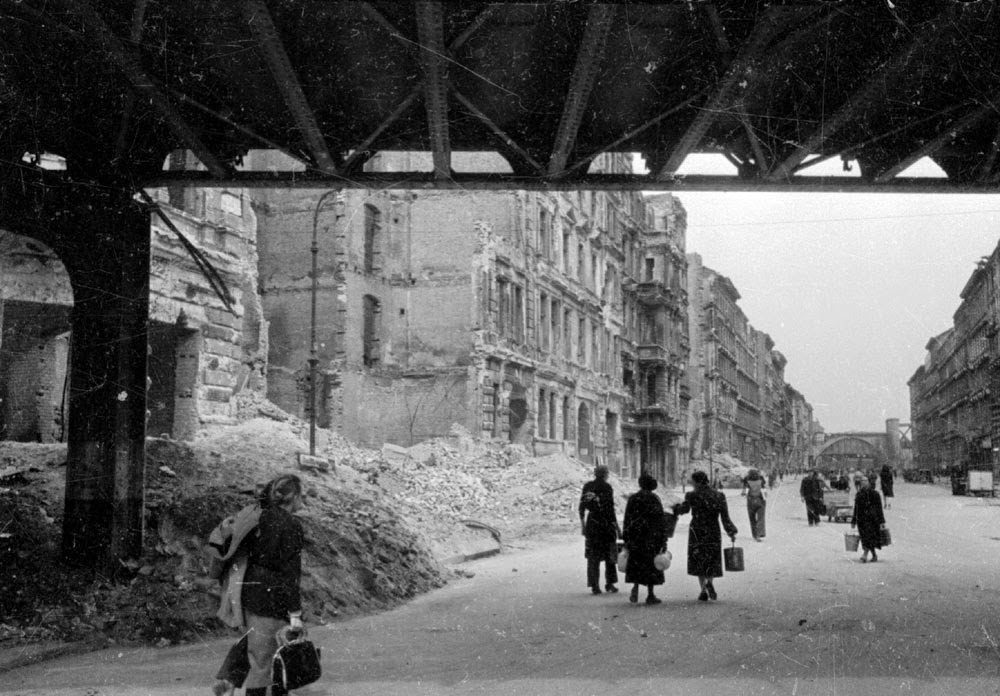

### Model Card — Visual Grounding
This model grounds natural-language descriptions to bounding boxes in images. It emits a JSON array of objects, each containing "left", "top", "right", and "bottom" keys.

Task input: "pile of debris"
[{"left": 0, "top": 413, "right": 623, "bottom": 650}]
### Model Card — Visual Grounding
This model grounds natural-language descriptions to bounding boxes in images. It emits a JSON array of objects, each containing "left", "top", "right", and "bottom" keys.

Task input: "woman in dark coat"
[
  {"left": 851, "top": 476, "right": 885, "bottom": 563},
  {"left": 879, "top": 464, "right": 895, "bottom": 509},
  {"left": 213, "top": 474, "right": 306, "bottom": 696},
  {"left": 622, "top": 473, "right": 667, "bottom": 605},
  {"left": 673, "top": 470, "right": 738, "bottom": 602}
]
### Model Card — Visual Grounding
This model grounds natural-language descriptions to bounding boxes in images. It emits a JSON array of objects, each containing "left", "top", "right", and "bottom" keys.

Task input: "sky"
[{"left": 657, "top": 155, "right": 1000, "bottom": 434}]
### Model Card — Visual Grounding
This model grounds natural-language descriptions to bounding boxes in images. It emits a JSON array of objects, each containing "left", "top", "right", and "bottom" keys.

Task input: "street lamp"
[{"left": 308, "top": 189, "right": 339, "bottom": 456}]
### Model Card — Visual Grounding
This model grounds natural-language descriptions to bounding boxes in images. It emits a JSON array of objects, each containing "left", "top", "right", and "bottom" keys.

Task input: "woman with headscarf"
[
  {"left": 622, "top": 473, "right": 667, "bottom": 605},
  {"left": 674, "top": 470, "right": 738, "bottom": 602},
  {"left": 851, "top": 476, "right": 885, "bottom": 563},
  {"left": 212, "top": 474, "right": 307, "bottom": 696},
  {"left": 879, "top": 463, "right": 895, "bottom": 509},
  {"left": 741, "top": 469, "right": 767, "bottom": 541}
]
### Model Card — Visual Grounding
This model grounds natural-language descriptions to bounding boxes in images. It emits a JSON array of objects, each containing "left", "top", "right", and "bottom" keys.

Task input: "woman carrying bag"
[
  {"left": 213, "top": 474, "right": 307, "bottom": 696},
  {"left": 622, "top": 473, "right": 668, "bottom": 605},
  {"left": 673, "top": 471, "right": 738, "bottom": 602},
  {"left": 851, "top": 476, "right": 886, "bottom": 563}
]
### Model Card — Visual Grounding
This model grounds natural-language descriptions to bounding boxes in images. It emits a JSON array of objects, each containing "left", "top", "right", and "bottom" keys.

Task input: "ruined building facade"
[
  {"left": 252, "top": 153, "right": 690, "bottom": 483},
  {"left": 909, "top": 240, "right": 999, "bottom": 472},
  {"left": 686, "top": 253, "right": 814, "bottom": 472},
  {"left": 0, "top": 170, "right": 264, "bottom": 443}
]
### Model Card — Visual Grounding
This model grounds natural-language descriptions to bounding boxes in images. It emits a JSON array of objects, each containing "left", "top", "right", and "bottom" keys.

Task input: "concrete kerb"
[{"left": 0, "top": 638, "right": 105, "bottom": 675}]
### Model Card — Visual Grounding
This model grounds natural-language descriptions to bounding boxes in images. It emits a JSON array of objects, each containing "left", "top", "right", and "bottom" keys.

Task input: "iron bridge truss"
[{"left": 3, "top": 0, "right": 1000, "bottom": 193}]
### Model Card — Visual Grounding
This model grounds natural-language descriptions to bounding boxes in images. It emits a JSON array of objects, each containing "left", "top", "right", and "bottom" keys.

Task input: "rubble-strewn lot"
[{"left": 0, "top": 403, "right": 634, "bottom": 651}]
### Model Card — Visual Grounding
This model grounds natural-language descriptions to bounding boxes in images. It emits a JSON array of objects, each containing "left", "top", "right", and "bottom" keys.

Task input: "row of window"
[
  {"left": 536, "top": 389, "right": 572, "bottom": 440},
  {"left": 497, "top": 275, "right": 623, "bottom": 376}
]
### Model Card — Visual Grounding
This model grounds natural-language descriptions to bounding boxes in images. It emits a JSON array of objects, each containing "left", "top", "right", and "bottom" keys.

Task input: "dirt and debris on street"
[{"left": 0, "top": 401, "right": 637, "bottom": 654}]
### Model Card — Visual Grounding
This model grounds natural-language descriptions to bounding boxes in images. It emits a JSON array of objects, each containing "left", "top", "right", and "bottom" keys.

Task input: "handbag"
[
  {"left": 880, "top": 526, "right": 892, "bottom": 546},
  {"left": 653, "top": 550, "right": 672, "bottom": 571},
  {"left": 272, "top": 628, "right": 322, "bottom": 691},
  {"left": 723, "top": 541, "right": 745, "bottom": 572},
  {"left": 617, "top": 547, "right": 629, "bottom": 573}
]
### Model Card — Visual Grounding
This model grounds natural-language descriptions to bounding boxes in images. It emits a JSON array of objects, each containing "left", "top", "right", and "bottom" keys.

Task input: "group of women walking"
[{"left": 581, "top": 467, "right": 739, "bottom": 605}]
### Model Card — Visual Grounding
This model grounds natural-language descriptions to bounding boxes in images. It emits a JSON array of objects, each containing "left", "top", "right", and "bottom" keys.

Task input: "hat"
[{"left": 594, "top": 464, "right": 610, "bottom": 477}]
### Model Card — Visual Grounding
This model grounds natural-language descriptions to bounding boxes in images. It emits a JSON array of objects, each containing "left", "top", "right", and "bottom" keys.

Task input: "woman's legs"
[
  {"left": 860, "top": 545, "right": 870, "bottom": 562},
  {"left": 630, "top": 584, "right": 639, "bottom": 603},
  {"left": 697, "top": 576, "right": 709, "bottom": 601},
  {"left": 243, "top": 612, "right": 288, "bottom": 692},
  {"left": 645, "top": 584, "right": 661, "bottom": 604},
  {"left": 706, "top": 577, "right": 717, "bottom": 600}
]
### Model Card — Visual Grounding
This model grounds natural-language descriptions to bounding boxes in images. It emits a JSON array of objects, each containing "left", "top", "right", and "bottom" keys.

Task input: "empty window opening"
[
  {"left": 364, "top": 204, "right": 382, "bottom": 274},
  {"left": 363, "top": 294, "right": 381, "bottom": 367}
]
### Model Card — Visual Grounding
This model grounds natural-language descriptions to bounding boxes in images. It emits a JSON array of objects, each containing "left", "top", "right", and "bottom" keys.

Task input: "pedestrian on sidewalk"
[
  {"left": 212, "top": 474, "right": 307, "bottom": 696},
  {"left": 880, "top": 464, "right": 895, "bottom": 509},
  {"left": 622, "top": 473, "right": 667, "bottom": 605},
  {"left": 741, "top": 469, "right": 767, "bottom": 541},
  {"left": 800, "top": 469, "right": 826, "bottom": 526},
  {"left": 851, "top": 477, "right": 885, "bottom": 563},
  {"left": 673, "top": 470, "right": 738, "bottom": 602},
  {"left": 579, "top": 462, "right": 621, "bottom": 595}
]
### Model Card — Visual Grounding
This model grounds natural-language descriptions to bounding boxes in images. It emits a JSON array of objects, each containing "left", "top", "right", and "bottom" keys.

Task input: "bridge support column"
[{"left": 55, "top": 183, "right": 150, "bottom": 572}]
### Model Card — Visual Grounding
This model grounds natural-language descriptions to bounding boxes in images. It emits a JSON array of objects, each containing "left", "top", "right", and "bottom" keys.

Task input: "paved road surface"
[{"left": 5, "top": 475, "right": 1000, "bottom": 695}]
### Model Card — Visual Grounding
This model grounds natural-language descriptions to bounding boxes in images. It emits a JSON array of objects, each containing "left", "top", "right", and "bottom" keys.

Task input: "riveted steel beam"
[
  {"left": 657, "top": 7, "right": 788, "bottom": 180},
  {"left": 547, "top": 3, "right": 617, "bottom": 177},
  {"left": 449, "top": 5, "right": 499, "bottom": 52},
  {"left": 874, "top": 104, "right": 993, "bottom": 183},
  {"left": 243, "top": 0, "right": 338, "bottom": 175},
  {"left": 452, "top": 89, "right": 544, "bottom": 174},
  {"left": 342, "top": 86, "right": 423, "bottom": 173},
  {"left": 144, "top": 170, "right": 1000, "bottom": 195},
  {"left": 767, "top": 8, "right": 955, "bottom": 182},
  {"left": 980, "top": 123, "right": 1000, "bottom": 183},
  {"left": 75, "top": 1, "right": 230, "bottom": 178},
  {"left": 415, "top": 0, "right": 451, "bottom": 179}
]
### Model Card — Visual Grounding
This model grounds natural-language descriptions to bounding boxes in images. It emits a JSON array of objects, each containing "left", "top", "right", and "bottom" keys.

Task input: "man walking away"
[
  {"left": 742, "top": 469, "right": 767, "bottom": 541},
  {"left": 799, "top": 469, "right": 825, "bottom": 526},
  {"left": 579, "top": 463, "right": 620, "bottom": 594}
]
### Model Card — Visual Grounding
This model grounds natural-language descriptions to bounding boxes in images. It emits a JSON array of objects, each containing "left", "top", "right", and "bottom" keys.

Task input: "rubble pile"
[
  {"left": 338, "top": 427, "right": 633, "bottom": 539},
  {"left": 0, "top": 412, "right": 637, "bottom": 651}
]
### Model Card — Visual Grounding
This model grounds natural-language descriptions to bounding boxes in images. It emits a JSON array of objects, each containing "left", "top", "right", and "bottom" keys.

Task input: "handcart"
[{"left": 825, "top": 491, "right": 852, "bottom": 523}]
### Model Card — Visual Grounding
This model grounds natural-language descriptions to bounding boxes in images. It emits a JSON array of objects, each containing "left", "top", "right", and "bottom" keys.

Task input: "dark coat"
[
  {"left": 579, "top": 478, "right": 619, "bottom": 560},
  {"left": 880, "top": 466, "right": 895, "bottom": 498},
  {"left": 852, "top": 488, "right": 885, "bottom": 550},
  {"left": 675, "top": 486, "right": 738, "bottom": 578},
  {"left": 800, "top": 476, "right": 825, "bottom": 501},
  {"left": 241, "top": 506, "right": 305, "bottom": 620},
  {"left": 622, "top": 490, "right": 666, "bottom": 586}
]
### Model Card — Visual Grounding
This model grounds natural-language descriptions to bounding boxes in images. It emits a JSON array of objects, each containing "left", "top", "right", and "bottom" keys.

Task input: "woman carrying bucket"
[
  {"left": 851, "top": 477, "right": 885, "bottom": 563},
  {"left": 673, "top": 471, "right": 738, "bottom": 602}
]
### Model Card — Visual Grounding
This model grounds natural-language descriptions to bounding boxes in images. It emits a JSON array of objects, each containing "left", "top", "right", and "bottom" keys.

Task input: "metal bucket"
[
  {"left": 844, "top": 532, "right": 860, "bottom": 552},
  {"left": 723, "top": 544, "right": 744, "bottom": 572}
]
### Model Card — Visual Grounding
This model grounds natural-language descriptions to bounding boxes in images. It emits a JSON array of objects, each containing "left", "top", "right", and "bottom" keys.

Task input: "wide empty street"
[{"left": 5, "top": 476, "right": 1000, "bottom": 696}]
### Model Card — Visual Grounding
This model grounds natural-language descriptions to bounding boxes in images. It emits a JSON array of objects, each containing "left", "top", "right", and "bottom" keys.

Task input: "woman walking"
[
  {"left": 851, "top": 477, "right": 885, "bottom": 563},
  {"left": 673, "top": 471, "right": 738, "bottom": 602},
  {"left": 741, "top": 469, "right": 767, "bottom": 541},
  {"left": 213, "top": 474, "right": 306, "bottom": 696},
  {"left": 622, "top": 473, "right": 668, "bottom": 605},
  {"left": 879, "top": 463, "right": 895, "bottom": 509}
]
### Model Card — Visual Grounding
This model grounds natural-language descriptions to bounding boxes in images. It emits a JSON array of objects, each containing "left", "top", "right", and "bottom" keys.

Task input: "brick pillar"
[{"left": 55, "top": 184, "right": 150, "bottom": 570}]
